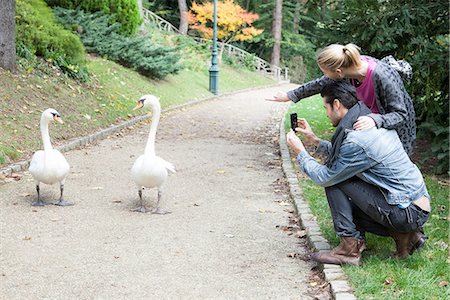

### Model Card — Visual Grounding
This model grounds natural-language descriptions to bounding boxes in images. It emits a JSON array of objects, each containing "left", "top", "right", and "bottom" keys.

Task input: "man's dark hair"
[{"left": 320, "top": 81, "right": 359, "bottom": 109}]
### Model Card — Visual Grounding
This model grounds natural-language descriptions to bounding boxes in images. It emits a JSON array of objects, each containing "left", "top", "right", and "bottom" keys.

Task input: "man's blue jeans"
[{"left": 325, "top": 177, "right": 429, "bottom": 240}]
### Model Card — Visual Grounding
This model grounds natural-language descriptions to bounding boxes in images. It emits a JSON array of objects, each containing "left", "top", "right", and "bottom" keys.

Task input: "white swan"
[
  {"left": 131, "top": 95, "right": 175, "bottom": 214},
  {"left": 29, "top": 108, "right": 71, "bottom": 206}
]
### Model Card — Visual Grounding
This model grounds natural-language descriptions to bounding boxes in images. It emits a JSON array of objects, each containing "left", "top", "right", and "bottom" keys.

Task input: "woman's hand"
[
  {"left": 353, "top": 116, "right": 376, "bottom": 131},
  {"left": 266, "top": 91, "right": 290, "bottom": 102}
]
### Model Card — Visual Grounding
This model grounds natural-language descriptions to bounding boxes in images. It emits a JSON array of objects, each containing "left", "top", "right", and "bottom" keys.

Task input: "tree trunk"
[
  {"left": 0, "top": 0, "right": 16, "bottom": 71},
  {"left": 137, "top": 0, "right": 146, "bottom": 33},
  {"left": 178, "top": 0, "right": 189, "bottom": 35},
  {"left": 270, "top": 0, "right": 283, "bottom": 68},
  {"left": 293, "top": 0, "right": 300, "bottom": 33}
]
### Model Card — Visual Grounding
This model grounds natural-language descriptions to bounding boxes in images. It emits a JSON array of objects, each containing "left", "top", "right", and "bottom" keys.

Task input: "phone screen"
[{"left": 290, "top": 113, "right": 298, "bottom": 131}]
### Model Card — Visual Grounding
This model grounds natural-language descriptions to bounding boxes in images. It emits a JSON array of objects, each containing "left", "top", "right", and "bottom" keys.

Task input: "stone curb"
[
  {"left": 278, "top": 115, "right": 357, "bottom": 300},
  {"left": 0, "top": 82, "right": 289, "bottom": 180}
]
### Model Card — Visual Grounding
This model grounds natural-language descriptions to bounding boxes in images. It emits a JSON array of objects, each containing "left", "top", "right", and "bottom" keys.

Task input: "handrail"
[
  {"left": 142, "top": 8, "right": 288, "bottom": 81},
  {"left": 142, "top": 9, "right": 181, "bottom": 34}
]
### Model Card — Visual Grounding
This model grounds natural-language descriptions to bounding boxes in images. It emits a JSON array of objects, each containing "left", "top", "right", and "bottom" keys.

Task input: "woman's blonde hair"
[{"left": 316, "top": 43, "right": 362, "bottom": 71}]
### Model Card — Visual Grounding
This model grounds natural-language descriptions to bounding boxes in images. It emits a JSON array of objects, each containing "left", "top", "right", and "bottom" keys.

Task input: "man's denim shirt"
[{"left": 297, "top": 127, "right": 429, "bottom": 206}]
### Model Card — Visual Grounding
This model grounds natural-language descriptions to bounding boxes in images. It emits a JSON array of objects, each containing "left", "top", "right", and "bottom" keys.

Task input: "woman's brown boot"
[{"left": 311, "top": 236, "right": 366, "bottom": 266}]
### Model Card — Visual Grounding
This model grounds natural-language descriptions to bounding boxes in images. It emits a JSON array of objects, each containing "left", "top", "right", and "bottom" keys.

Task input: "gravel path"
[{"left": 0, "top": 84, "right": 330, "bottom": 299}]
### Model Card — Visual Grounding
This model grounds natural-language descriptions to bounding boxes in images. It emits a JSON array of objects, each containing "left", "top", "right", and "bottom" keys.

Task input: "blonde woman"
[{"left": 271, "top": 43, "right": 416, "bottom": 155}]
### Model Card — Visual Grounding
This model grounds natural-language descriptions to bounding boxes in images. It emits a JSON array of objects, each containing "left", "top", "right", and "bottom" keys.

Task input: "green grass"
[
  {"left": 285, "top": 95, "right": 450, "bottom": 300},
  {"left": 0, "top": 144, "right": 21, "bottom": 165},
  {"left": 0, "top": 56, "right": 275, "bottom": 166}
]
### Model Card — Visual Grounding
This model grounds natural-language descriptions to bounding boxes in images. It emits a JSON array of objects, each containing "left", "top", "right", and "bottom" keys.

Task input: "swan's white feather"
[
  {"left": 29, "top": 108, "right": 70, "bottom": 186},
  {"left": 131, "top": 154, "right": 168, "bottom": 188},
  {"left": 29, "top": 149, "right": 70, "bottom": 185},
  {"left": 132, "top": 95, "right": 175, "bottom": 190}
]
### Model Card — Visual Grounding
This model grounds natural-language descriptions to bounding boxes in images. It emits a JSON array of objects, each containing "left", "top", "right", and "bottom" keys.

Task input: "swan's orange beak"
[
  {"left": 133, "top": 102, "right": 144, "bottom": 111},
  {"left": 54, "top": 115, "right": 64, "bottom": 124}
]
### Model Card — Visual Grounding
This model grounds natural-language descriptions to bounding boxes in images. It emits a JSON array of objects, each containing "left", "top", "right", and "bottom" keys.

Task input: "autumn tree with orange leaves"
[{"left": 188, "top": 0, "right": 263, "bottom": 63}]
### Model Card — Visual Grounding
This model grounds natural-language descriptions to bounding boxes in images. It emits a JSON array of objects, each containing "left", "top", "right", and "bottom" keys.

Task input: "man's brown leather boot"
[
  {"left": 311, "top": 236, "right": 366, "bottom": 266},
  {"left": 390, "top": 230, "right": 427, "bottom": 259}
]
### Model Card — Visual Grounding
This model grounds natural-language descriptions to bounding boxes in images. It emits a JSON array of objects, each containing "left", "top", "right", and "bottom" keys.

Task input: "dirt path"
[{"left": 0, "top": 84, "right": 329, "bottom": 299}]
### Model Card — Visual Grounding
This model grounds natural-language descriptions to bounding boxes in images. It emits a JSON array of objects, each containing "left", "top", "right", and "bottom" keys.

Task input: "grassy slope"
[
  {"left": 0, "top": 56, "right": 274, "bottom": 166},
  {"left": 285, "top": 96, "right": 449, "bottom": 300}
]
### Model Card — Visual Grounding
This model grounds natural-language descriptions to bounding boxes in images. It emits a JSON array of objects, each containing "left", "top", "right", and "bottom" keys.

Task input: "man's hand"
[
  {"left": 295, "top": 118, "right": 320, "bottom": 147},
  {"left": 266, "top": 91, "right": 290, "bottom": 102},
  {"left": 353, "top": 116, "right": 376, "bottom": 131},
  {"left": 286, "top": 130, "right": 306, "bottom": 155}
]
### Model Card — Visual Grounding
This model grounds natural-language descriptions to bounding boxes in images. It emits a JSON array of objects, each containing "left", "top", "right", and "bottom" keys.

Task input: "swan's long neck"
[
  {"left": 144, "top": 102, "right": 161, "bottom": 156},
  {"left": 40, "top": 116, "right": 53, "bottom": 152}
]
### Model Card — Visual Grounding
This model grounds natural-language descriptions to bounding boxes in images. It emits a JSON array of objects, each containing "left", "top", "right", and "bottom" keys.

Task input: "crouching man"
[{"left": 286, "top": 81, "right": 430, "bottom": 266}]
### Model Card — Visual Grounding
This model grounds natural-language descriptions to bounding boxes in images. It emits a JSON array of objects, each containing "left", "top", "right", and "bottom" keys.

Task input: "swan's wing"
[
  {"left": 159, "top": 157, "right": 176, "bottom": 174},
  {"left": 29, "top": 150, "right": 45, "bottom": 175}
]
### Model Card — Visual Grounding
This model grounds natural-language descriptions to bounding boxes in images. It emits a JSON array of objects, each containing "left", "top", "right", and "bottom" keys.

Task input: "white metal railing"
[
  {"left": 142, "top": 9, "right": 181, "bottom": 34},
  {"left": 142, "top": 8, "right": 289, "bottom": 81}
]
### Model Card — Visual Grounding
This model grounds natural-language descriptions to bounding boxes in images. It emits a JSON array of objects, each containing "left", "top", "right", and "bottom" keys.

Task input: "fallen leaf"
[
  {"left": 90, "top": 187, "right": 104, "bottom": 190},
  {"left": 258, "top": 209, "right": 274, "bottom": 213},
  {"left": 216, "top": 169, "right": 226, "bottom": 174},
  {"left": 9, "top": 173, "right": 22, "bottom": 179},
  {"left": 439, "top": 281, "right": 448, "bottom": 287},
  {"left": 384, "top": 277, "right": 394, "bottom": 285},
  {"left": 296, "top": 230, "right": 307, "bottom": 238},
  {"left": 23, "top": 236, "right": 31, "bottom": 240},
  {"left": 112, "top": 200, "right": 122, "bottom": 203}
]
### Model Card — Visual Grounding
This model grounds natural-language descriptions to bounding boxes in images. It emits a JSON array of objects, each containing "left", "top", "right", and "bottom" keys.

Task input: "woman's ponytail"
[{"left": 317, "top": 43, "right": 362, "bottom": 71}]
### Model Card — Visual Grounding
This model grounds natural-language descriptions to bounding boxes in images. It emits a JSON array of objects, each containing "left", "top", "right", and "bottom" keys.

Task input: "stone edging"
[
  {"left": 0, "top": 82, "right": 288, "bottom": 179},
  {"left": 278, "top": 115, "right": 357, "bottom": 300}
]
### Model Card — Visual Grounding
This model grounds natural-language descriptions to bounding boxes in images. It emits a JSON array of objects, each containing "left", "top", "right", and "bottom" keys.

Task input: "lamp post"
[{"left": 209, "top": 0, "right": 219, "bottom": 95}]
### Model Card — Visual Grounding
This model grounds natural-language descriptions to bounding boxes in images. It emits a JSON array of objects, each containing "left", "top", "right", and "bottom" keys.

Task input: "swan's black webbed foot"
[
  {"left": 53, "top": 199, "right": 74, "bottom": 206},
  {"left": 151, "top": 207, "right": 171, "bottom": 215},
  {"left": 131, "top": 205, "right": 151, "bottom": 213},
  {"left": 31, "top": 199, "right": 50, "bottom": 206}
]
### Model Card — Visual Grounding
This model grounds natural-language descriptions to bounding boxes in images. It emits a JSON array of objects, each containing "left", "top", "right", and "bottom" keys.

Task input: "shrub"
[
  {"left": 15, "top": 0, "right": 89, "bottom": 81},
  {"left": 45, "top": 0, "right": 141, "bottom": 35},
  {"left": 54, "top": 8, "right": 182, "bottom": 79}
]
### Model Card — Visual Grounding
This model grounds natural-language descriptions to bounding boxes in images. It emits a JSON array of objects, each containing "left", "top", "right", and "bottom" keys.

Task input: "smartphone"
[{"left": 290, "top": 113, "right": 298, "bottom": 131}]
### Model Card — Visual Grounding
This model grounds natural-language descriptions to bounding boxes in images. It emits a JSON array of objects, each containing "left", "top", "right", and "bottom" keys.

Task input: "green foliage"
[
  {"left": 16, "top": 0, "right": 85, "bottom": 64},
  {"left": 0, "top": 144, "right": 20, "bottom": 165},
  {"left": 282, "top": 55, "right": 307, "bottom": 84},
  {"left": 16, "top": 42, "right": 89, "bottom": 82},
  {"left": 310, "top": 0, "right": 449, "bottom": 174},
  {"left": 54, "top": 8, "right": 182, "bottom": 79},
  {"left": 280, "top": 31, "right": 320, "bottom": 82},
  {"left": 15, "top": 0, "right": 89, "bottom": 81},
  {"left": 45, "top": 0, "right": 141, "bottom": 35},
  {"left": 242, "top": 0, "right": 319, "bottom": 83},
  {"left": 418, "top": 122, "right": 449, "bottom": 174}
]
